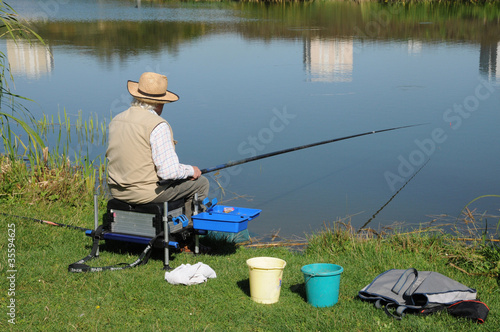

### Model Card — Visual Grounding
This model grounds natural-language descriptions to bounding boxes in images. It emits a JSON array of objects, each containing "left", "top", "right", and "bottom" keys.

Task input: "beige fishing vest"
[{"left": 106, "top": 106, "right": 175, "bottom": 204}]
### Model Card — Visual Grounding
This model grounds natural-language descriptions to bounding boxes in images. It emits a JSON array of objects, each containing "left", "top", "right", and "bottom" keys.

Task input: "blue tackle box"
[{"left": 192, "top": 202, "right": 261, "bottom": 233}]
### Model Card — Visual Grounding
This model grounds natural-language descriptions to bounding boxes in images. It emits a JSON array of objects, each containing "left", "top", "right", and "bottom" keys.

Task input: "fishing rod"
[
  {"left": 357, "top": 158, "right": 430, "bottom": 233},
  {"left": 0, "top": 212, "right": 91, "bottom": 232},
  {"left": 157, "top": 123, "right": 427, "bottom": 186}
]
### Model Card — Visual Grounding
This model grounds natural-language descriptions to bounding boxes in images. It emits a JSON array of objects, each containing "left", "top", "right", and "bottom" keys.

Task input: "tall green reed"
[
  {"left": 2, "top": 109, "right": 109, "bottom": 203},
  {"left": 1, "top": 2, "right": 46, "bottom": 155}
]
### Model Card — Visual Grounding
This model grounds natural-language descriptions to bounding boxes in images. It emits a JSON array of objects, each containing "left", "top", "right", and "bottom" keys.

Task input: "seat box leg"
[
  {"left": 194, "top": 193, "right": 199, "bottom": 254},
  {"left": 163, "top": 201, "right": 171, "bottom": 270}
]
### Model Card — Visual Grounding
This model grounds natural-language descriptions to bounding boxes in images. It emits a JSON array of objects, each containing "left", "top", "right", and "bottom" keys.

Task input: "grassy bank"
[{"left": 0, "top": 196, "right": 498, "bottom": 330}]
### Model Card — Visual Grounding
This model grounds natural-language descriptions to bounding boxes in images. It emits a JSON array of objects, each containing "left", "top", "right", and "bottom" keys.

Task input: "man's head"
[{"left": 127, "top": 72, "right": 179, "bottom": 104}]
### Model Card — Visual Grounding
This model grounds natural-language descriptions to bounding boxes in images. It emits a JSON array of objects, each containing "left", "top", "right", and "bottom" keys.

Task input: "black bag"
[
  {"left": 446, "top": 300, "right": 489, "bottom": 323},
  {"left": 358, "top": 268, "right": 489, "bottom": 323}
]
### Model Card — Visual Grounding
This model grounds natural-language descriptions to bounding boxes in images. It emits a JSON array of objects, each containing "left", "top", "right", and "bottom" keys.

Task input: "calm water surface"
[{"left": 4, "top": 0, "right": 500, "bottom": 237}]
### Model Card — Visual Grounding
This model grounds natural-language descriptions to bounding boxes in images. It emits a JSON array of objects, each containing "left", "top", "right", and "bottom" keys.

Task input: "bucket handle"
[
  {"left": 304, "top": 273, "right": 317, "bottom": 285},
  {"left": 303, "top": 270, "right": 341, "bottom": 284}
]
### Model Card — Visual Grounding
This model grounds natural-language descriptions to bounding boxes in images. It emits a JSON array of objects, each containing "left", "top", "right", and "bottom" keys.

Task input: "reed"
[
  {"left": 1, "top": 109, "right": 109, "bottom": 204},
  {"left": 1, "top": 2, "right": 46, "bottom": 155}
]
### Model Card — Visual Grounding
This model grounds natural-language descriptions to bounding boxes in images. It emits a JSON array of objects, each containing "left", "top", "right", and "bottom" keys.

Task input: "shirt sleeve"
[{"left": 150, "top": 122, "right": 194, "bottom": 180}]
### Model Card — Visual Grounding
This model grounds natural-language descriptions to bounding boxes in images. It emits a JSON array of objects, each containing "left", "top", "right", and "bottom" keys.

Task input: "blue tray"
[
  {"left": 207, "top": 205, "right": 261, "bottom": 220},
  {"left": 192, "top": 206, "right": 261, "bottom": 233}
]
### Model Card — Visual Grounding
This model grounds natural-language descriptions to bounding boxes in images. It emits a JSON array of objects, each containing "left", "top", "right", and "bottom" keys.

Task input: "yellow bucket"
[{"left": 246, "top": 257, "right": 286, "bottom": 304}]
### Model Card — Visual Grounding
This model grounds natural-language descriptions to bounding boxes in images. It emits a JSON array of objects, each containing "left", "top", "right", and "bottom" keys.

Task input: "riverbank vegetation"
[{"left": 0, "top": 109, "right": 108, "bottom": 205}]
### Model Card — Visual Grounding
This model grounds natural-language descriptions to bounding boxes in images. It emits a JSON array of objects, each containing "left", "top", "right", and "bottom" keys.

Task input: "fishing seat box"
[
  {"left": 103, "top": 198, "right": 188, "bottom": 243},
  {"left": 191, "top": 205, "right": 261, "bottom": 233}
]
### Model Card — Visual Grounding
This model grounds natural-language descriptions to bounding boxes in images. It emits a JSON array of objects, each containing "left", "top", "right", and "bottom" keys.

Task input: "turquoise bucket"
[{"left": 301, "top": 263, "right": 344, "bottom": 308}]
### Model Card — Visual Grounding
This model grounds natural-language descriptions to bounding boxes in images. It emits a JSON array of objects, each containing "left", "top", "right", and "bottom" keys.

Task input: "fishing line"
[
  {"left": 357, "top": 158, "right": 430, "bottom": 233},
  {"left": 157, "top": 123, "right": 427, "bottom": 186},
  {"left": 0, "top": 212, "right": 90, "bottom": 232}
]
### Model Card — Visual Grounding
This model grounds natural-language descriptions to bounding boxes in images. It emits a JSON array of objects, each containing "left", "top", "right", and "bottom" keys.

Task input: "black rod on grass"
[
  {"left": 157, "top": 123, "right": 427, "bottom": 186},
  {"left": 0, "top": 212, "right": 90, "bottom": 232}
]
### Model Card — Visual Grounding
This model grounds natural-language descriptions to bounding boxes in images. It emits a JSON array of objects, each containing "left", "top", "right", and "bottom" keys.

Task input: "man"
[{"left": 106, "top": 72, "right": 209, "bottom": 219}]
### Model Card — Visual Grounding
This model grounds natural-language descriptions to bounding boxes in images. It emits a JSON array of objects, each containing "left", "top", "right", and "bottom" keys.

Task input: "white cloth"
[{"left": 165, "top": 262, "right": 216, "bottom": 285}]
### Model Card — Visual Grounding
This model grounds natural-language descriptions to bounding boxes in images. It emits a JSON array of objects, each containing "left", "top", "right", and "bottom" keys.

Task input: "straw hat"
[{"left": 127, "top": 72, "right": 179, "bottom": 104}]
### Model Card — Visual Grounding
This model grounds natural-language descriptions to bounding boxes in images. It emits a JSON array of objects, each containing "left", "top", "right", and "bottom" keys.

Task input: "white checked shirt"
[{"left": 149, "top": 110, "right": 194, "bottom": 180}]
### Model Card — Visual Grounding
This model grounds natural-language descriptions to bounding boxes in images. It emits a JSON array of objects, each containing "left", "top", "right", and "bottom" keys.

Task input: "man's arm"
[{"left": 150, "top": 122, "right": 195, "bottom": 180}]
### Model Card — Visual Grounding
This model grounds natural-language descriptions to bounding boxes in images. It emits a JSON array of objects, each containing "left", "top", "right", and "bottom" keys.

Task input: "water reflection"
[
  {"left": 407, "top": 40, "right": 422, "bottom": 55},
  {"left": 304, "top": 38, "right": 353, "bottom": 83},
  {"left": 15, "top": 1, "right": 499, "bottom": 84},
  {"left": 480, "top": 42, "right": 499, "bottom": 81},
  {"left": 6, "top": 39, "right": 53, "bottom": 79}
]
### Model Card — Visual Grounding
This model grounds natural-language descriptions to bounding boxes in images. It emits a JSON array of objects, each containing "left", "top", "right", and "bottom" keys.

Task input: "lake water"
[{"left": 3, "top": 0, "right": 500, "bottom": 238}]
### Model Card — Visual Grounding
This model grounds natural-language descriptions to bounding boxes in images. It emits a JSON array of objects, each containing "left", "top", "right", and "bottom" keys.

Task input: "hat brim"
[{"left": 127, "top": 80, "right": 179, "bottom": 104}]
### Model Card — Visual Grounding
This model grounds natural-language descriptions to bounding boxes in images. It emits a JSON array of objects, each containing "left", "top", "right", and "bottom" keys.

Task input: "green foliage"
[
  {"left": 0, "top": 2, "right": 46, "bottom": 157},
  {"left": 447, "top": 242, "right": 500, "bottom": 276},
  {"left": 0, "top": 153, "right": 100, "bottom": 206},
  {"left": 0, "top": 155, "right": 27, "bottom": 199},
  {"left": 0, "top": 109, "right": 109, "bottom": 205},
  {"left": 306, "top": 220, "right": 357, "bottom": 256}
]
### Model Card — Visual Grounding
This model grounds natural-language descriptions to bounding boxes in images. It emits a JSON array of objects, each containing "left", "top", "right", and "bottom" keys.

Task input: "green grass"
[{"left": 0, "top": 199, "right": 498, "bottom": 331}]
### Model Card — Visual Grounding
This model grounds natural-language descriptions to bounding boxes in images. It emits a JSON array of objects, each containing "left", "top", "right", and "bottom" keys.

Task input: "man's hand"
[{"left": 191, "top": 166, "right": 202, "bottom": 180}]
